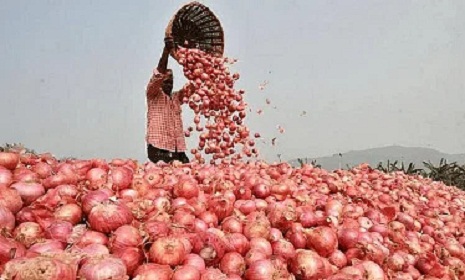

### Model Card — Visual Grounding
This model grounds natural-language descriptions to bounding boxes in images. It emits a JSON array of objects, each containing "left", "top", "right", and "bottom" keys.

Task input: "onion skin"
[
  {"left": 28, "top": 239, "right": 65, "bottom": 255},
  {"left": 54, "top": 203, "right": 82, "bottom": 225},
  {"left": 172, "top": 265, "right": 201, "bottom": 280},
  {"left": 10, "top": 182, "right": 45, "bottom": 206},
  {"left": 109, "top": 225, "right": 142, "bottom": 253},
  {"left": 0, "top": 236, "right": 27, "bottom": 264},
  {"left": 244, "top": 259, "right": 280, "bottom": 280},
  {"left": 0, "top": 152, "right": 20, "bottom": 170},
  {"left": 81, "top": 190, "right": 111, "bottom": 214},
  {"left": 2, "top": 255, "right": 79, "bottom": 280},
  {"left": 45, "top": 221, "right": 73, "bottom": 244},
  {"left": 290, "top": 249, "right": 326, "bottom": 280},
  {"left": 183, "top": 253, "right": 206, "bottom": 272},
  {"left": 133, "top": 263, "right": 173, "bottom": 280},
  {"left": 200, "top": 268, "right": 227, "bottom": 280},
  {"left": 111, "top": 167, "right": 134, "bottom": 191},
  {"left": 271, "top": 239, "right": 296, "bottom": 261},
  {"left": 0, "top": 168, "right": 13, "bottom": 188},
  {"left": 219, "top": 252, "right": 246, "bottom": 276},
  {"left": 113, "top": 247, "right": 144, "bottom": 277},
  {"left": 13, "top": 222, "right": 44, "bottom": 248},
  {"left": 0, "top": 188, "right": 22, "bottom": 213},
  {"left": 87, "top": 201, "right": 133, "bottom": 234},
  {"left": 71, "top": 243, "right": 110, "bottom": 256},
  {"left": 306, "top": 226, "right": 338, "bottom": 257},
  {"left": 0, "top": 205, "right": 15, "bottom": 233},
  {"left": 76, "top": 230, "right": 109, "bottom": 248},
  {"left": 78, "top": 256, "right": 128, "bottom": 280},
  {"left": 149, "top": 237, "right": 186, "bottom": 266}
]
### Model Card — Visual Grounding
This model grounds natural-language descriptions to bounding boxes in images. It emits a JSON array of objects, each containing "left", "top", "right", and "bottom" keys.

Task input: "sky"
[{"left": 1, "top": 0, "right": 464, "bottom": 163}]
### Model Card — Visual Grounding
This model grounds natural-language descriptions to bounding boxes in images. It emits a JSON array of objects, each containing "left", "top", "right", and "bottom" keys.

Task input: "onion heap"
[
  {"left": 2, "top": 150, "right": 465, "bottom": 279},
  {"left": 177, "top": 47, "right": 259, "bottom": 164}
]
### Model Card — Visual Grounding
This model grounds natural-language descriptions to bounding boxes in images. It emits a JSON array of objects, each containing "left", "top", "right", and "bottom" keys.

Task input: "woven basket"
[{"left": 165, "top": 1, "right": 224, "bottom": 57}]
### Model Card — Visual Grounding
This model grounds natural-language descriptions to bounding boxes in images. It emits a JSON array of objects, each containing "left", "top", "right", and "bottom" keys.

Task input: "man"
[{"left": 145, "top": 37, "right": 190, "bottom": 164}]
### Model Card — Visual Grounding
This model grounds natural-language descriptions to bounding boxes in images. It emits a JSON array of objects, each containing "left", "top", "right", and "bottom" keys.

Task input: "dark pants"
[{"left": 147, "top": 144, "right": 189, "bottom": 164}]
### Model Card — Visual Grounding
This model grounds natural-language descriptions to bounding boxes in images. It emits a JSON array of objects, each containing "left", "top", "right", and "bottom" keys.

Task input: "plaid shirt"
[{"left": 145, "top": 69, "right": 187, "bottom": 152}]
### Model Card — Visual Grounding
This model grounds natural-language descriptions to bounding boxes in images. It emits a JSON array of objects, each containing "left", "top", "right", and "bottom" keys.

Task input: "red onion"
[
  {"left": 149, "top": 237, "right": 186, "bottom": 266},
  {"left": 356, "top": 261, "right": 385, "bottom": 280},
  {"left": 208, "top": 195, "right": 235, "bottom": 222},
  {"left": 10, "top": 182, "right": 45, "bottom": 205},
  {"left": 88, "top": 201, "right": 133, "bottom": 233},
  {"left": 306, "top": 226, "right": 338, "bottom": 257},
  {"left": 183, "top": 253, "right": 206, "bottom": 272},
  {"left": 238, "top": 200, "right": 256, "bottom": 215},
  {"left": 243, "top": 212, "right": 271, "bottom": 239},
  {"left": 287, "top": 224, "right": 307, "bottom": 249},
  {"left": 56, "top": 184, "right": 78, "bottom": 197},
  {"left": 219, "top": 252, "right": 246, "bottom": 276},
  {"left": 244, "top": 259, "right": 283, "bottom": 280},
  {"left": 113, "top": 247, "right": 144, "bottom": 276},
  {"left": 76, "top": 230, "right": 108, "bottom": 247},
  {"left": 221, "top": 216, "right": 243, "bottom": 233},
  {"left": 194, "top": 218, "right": 208, "bottom": 233},
  {"left": 81, "top": 190, "right": 111, "bottom": 214},
  {"left": 71, "top": 243, "right": 110, "bottom": 256},
  {"left": 0, "top": 168, "right": 13, "bottom": 188},
  {"left": 0, "top": 152, "right": 19, "bottom": 170},
  {"left": 269, "top": 228, "right": 283, "bottom": 242},
  {"left": 244, "top": 249, "right": 267, "bottom": 266},
  {"left": 13, "top": 222, "right": 43, "bottom": 248},
  {"left": 0, "top": 235, "right": 27, "bottom": 264},
  {"left": 86, "top": 167, "right": 108, "bottom": 189},
  {"left": 271, "top": 239, "right": 296, "bottom": 260},
  {"left": 144, "top": 220, "right": 170, "bottom": 240},
  {"left": 13, "top": 167, "right": 40, "bottom": 183},
  {"left": 386, "top": 252, "right": 406, "bottom": 271},
  {"left": 174, "top": 177, "right": 199, "bottom": 199},
  {"left": 110, "top": 166, "right": 133, "bottom": 190},
  {"left": 119, "top": 189, "right": 139, "bottom": 201},
  {"left": 143, "top": 170, "right": 163, "bottom": 187},
  {"left": 45, "top": 221, "right": 73, "bottom": 243},
  {"left": 78, "top": 256, "right": 127, "bottom": 280},
  {"left": 133, "top": 263, "right": 173, "bottom": 280},
  {"left": 338, "top": 228, "right": 360, "bottom": 250},
  {"left": 199, "top": 211, "right": 219, "bottom": 227},
  {"left": 224, "top": 233, "right": 250, "bottom": 256},
  {"left": 28, "top": 239, "right": 65, "bottom": 255},
  {"left": 54, "top": 203, "right": 82, "bottom": 225},
  {"left": 325, "top": 251, "right": 345, "bottom": 271},
  {"left": 290, "top": 249, "right": 327, "bottom": 280},
  {"left": 200, "top": 268, "right": 227, "bottom": 280},
  {"left": 193, "top": 232, "right": 227, "bottom": 266},
  {"left": 3, "top": 255, "right": 79, "bottom": 280},
  {"left": 415, "top": 253, "right": 446, "bottom": 278},
  {"left": 249, "top": 237, "right": 272, "bottom": 256},
  {"left": 109, "top": 225, "right": 142, "bottom": 253},
  {"left": 0, "top": 205, "right": 15, "bottom": 233},
  {"left": 42, "top": 173, "right": 73, "bottom": 189},
  {"left": 173, "top": 265, "right": 201, "bottom": 280}
]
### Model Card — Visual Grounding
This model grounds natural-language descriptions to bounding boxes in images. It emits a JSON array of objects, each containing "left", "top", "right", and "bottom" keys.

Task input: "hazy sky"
[{"left": 1, "top": 1, "right": 464, "bottom": 162}]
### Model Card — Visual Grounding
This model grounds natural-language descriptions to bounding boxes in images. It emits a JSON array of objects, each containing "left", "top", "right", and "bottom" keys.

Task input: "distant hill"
[{"left": 288, "top": 145, "right": 465, "bottom": 170}]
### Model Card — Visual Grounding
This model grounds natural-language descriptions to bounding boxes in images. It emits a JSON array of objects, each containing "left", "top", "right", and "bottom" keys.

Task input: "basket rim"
[{"left": 165, "top": 1, "right": 224, "bottom": 56}]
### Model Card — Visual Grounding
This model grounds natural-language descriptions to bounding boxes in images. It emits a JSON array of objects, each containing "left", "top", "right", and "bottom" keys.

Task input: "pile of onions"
[{"left": 3, "top": 150, "right": 465, "bottom": 280}]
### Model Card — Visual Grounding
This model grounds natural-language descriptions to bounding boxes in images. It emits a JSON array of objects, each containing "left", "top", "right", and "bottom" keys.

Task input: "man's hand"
[
  {"left": 158, "top": 37, "right": 174, "bottom": 73},
  {"left": 164, "top": 37, "right": 174, "bottom": 53}
]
